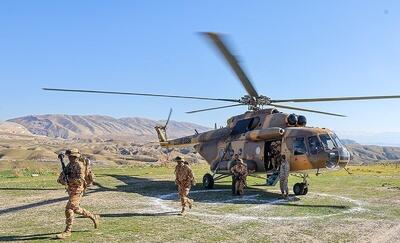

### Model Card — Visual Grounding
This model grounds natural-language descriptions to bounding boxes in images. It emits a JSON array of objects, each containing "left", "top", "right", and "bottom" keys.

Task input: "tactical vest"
[{"left": 66, "top": 157, "right": 94, "bottom": 187}]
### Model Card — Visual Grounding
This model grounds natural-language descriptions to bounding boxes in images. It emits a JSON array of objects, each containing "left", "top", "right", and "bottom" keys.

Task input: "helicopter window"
[
  {"left": 293, "top": 137, "right": 306, "bottom": 155},
  {"left": 231, "top": 117, "right": 259, "bottom": 135},
  {"left": 331, "top": 133, "right": 344, "bottom": 148},
  {"left": 319, "top": 134, "right": 336, "bottom": 150},
  {"left": 308, "top": 136, "right": 323, "bottom": 155},
  {"left": 248, "top": 117, "right": 260, "bottom": 130}
]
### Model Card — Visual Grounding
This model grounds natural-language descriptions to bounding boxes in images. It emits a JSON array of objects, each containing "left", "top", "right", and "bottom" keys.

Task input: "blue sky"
[{"left": 1, "top": 1, "right": 400, "bottom": 143}]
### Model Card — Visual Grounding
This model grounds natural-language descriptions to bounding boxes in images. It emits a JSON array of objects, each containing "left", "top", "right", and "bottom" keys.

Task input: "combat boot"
[
  {"left": 179, "top": 207, "right": 186, "bottom": 216},
  {"left": 91, "top": 214, "right": 100, "bottom": 229},
  {"left": 188, "top": 199, "right": 194, "bottom": 209},
  {"left": 56, "top": 231, "right": 71, "bottom": 239}
]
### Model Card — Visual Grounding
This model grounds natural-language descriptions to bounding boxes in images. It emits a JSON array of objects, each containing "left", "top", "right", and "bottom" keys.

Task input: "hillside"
[
  {"left": 0, "top": 122, "right": 33, "bottom": 136},
  {"left": 8, "top": 114, "right": 210, "bottom": 142},
  {"left": 348, "top": 144, "right": 400, "bottom": 164}
]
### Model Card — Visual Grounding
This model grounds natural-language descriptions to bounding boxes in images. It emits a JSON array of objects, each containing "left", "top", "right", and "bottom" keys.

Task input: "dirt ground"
[{"left": 0, "top": 163, "right": 399, "bottom": 242}]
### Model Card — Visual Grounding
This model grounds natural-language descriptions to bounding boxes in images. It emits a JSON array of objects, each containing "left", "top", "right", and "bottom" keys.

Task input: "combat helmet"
[
  {"left": 174, "top": 156, "right": 185, "bottom": 163},
  {"left": 66, "top": 148, "right": 81, "bottom": 158}
]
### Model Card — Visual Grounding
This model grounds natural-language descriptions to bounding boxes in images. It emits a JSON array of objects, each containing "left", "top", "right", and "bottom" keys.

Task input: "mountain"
[
  {"left": 337, "top": 131, "right": 400, "bottom": 147},
  {"left": 0, "top": 121, "right": 33, "bottom": 135},
  {"left": 340, "top": 139, "right": 359, "bottom": 145},
  {"left": 8, "top": 114, "right": 210, "bottom": 143},
  {"left": 347, "top": 144, "right": 400, "bottom": 164}
]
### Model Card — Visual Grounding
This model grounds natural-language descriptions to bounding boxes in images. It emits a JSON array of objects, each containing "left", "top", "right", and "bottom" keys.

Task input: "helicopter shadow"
[
  {"left": 100, "top": 174, "right": 351, "bottom": 210},
  {"left": 103, "top": 174, "right": 285, "bottom": 205}
]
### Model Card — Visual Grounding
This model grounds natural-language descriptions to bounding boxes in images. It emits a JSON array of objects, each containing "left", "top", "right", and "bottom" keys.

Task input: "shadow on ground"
[
  {"left": 0, "top": 230, "right": 88, "bottom": 241},
  {"left": 0, "top": 174, "right": 349, "bottom": 216}
]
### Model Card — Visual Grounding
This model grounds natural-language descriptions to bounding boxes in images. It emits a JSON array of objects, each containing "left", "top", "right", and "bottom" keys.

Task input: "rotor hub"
[{"left": 239, "top": 95, "right": 271, "bottom": 110}]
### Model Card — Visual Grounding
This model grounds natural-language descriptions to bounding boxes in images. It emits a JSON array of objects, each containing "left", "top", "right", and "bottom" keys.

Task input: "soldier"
[
  {"left": 279, "top": 154, "right": 290, "bottom": 198},
  {"left": 174, "top": 156, "right": 196, "bottom": 215},
  {"left": 230, "top": 154, "right": 240, "bottom": 195},
  {"left": 230, "top": 159, "right": 248, "bottom": 196},
  {"left": 56, "top": 148, "right": 100, "bottom": 239},
  {"left": 270, "top": 141, "right": 281, "bottom": 170}
]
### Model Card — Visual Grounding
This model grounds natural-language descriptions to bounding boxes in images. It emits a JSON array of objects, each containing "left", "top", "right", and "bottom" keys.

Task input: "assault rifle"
[{"left": 58, "top": 153, "right": 68, "bottom": 184}]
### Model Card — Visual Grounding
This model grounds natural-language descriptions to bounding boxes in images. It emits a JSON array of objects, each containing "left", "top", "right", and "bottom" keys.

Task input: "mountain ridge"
[{"left": 8, "top": 114, "right": 210, "bottom": 142}]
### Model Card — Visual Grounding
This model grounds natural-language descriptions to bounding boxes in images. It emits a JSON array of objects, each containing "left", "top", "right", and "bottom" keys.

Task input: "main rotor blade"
[
  {"left": 203, "top": 32, "right": 259, "bottom": 98},
  {"left": 271, "top": 95, "right": 400, "bottom": 103},
  {"left": 43, "top": 88, "right": 240, "bottom": 103},
  {"left": 186, "top": 104, "right": 245, "bottom": 114},
  {"left": 271, "top": 104, "right": 346, "bottom": 117}
]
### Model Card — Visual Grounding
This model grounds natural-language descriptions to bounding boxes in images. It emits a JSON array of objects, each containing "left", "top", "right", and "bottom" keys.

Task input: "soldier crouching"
[
  {"left": 56, "top": 148, "right": 100, "bottom": 239},
  {"left": 174, "top": 156, "right": 196, "bottom": 215}
]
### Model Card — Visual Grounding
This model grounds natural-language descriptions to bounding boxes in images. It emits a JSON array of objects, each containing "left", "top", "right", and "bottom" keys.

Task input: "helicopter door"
[
  {"left": 291, "top": 137, "right": 309, "bottom": 170},
  {"left": 264, "top": 141, "right": 275, "bottom": 172}
]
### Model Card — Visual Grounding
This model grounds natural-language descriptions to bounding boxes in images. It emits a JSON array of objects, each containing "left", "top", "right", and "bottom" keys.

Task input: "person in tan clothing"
[
  {"left": 279, "top": 154, "right": 290, "bottom": 198},
  {"left": 56, "top": 148, "right": 99, "bottom": 239},
  {"left": 174, "top": 156, "right": 196, "bottom": 215},
  {"left": 230, "top": 159, "right": 248, "bottom": 196}
]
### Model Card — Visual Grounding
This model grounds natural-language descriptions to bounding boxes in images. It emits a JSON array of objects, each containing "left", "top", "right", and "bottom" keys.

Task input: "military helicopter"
[{"left": 43, "top": 32, "right": 400, "bottom": 196}]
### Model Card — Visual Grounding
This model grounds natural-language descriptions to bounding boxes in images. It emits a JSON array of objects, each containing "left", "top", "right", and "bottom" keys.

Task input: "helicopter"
[{"left": 43, "top": 32, "right": 400, "bottom": 196}]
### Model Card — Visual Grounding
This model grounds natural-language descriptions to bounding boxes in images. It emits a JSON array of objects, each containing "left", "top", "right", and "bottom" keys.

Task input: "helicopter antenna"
[{"left": 164, "top": 108, "right": 173, "bottom": 128}]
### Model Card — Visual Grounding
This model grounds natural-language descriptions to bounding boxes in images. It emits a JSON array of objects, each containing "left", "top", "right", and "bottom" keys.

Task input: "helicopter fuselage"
[{"left": 157, "top": 108, "right": 351, "bottom": 174}]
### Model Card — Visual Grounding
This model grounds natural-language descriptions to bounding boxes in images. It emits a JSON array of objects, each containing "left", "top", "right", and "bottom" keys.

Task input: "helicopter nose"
[
  {"left": 325, "top": 148, "right": 350, "bottom": 169},
  {"left": 326, "top": 152, "right": 339, "bottom": 169}
]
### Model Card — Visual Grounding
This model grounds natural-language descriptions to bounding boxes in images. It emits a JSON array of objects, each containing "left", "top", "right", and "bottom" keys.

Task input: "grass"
[{"left": 0, "top": 162, "right": 399, "bottom": 242}]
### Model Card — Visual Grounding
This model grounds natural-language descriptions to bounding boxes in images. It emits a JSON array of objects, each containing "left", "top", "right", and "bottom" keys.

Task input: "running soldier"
[
  {"left": 174, "top": 156, "right": 196, "bottom": 215},
  {"left": 56, "top": 148, "right": 99, "bottom": 239},
  {"left": 279, "top": 154, "right": 290, "bottom": 198},
  {"left": 230, "top": 159, "right": 248, "bottom": 196}
]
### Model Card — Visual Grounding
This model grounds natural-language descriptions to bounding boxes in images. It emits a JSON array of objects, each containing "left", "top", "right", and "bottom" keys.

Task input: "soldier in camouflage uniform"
[
  {"left": 270, "top": 141, "right": 281, "bottom": 170},
  {"left": 174, "top": 156, "right": 196, "bottom": 215},
  {"left": 230, "top": 159, "right": 248, "bottom": 196},
  {"left": 279, "top": 154, "right": 290, "bottom": 198},
  {"left": 56, "top": 148, "right": 100, "bottom": 239},
  {"left": 230, "top": 154, "right": 240, "bottom": 195}
]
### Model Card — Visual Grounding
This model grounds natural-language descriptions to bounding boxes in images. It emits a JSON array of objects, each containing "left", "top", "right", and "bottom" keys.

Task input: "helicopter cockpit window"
[
  {"left": 248, "top": 117, "right": 260, "bottom": 130},
  {"left": 293, "top": 137, "right": 307, "bottom": 155},
  {"left": 231, "top": 117, "right": 259, "bottom": 135},
  {"left": 308, "top": 136, "right": 323, "bottom": 155},
  {"left": 319, "top": 134, "right": 336, "bottom": 150},
  {"left": 331, "top": 133, "right": 344, "bottom": 148}
]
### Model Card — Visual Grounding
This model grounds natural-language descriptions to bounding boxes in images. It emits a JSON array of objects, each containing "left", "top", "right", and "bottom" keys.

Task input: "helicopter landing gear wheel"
[
  {"left": 293, "top": 183, "right": 304, "bottom": 195},
  {"left": 293, "top": 182, "right": 308, "bottom": 195},
  {"left": 203, "top": 173, "right": 214, "bottom": 189},
  {"left": 293, "top": 173, "right": 309, "bottom": 195}
]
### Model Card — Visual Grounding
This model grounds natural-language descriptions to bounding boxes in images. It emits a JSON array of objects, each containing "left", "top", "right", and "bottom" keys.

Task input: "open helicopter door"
[
  {"left": 263, "top": 139, "right": 282, "bottom": 172},
  {"left": 264, "top": 141, "right": 273, "bottom": 172}
]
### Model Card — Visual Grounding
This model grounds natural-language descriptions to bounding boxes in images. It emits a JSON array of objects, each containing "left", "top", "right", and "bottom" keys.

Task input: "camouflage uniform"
[
  {"left": 56, "top": 149, "right": 99, "bottom": 239},
  {"left": 270, "top": 141, "right": 281, "bottom": 170},
  {"left": 174, "top": 157, "right": 196, "bottom": 215},
  {"left": 230, "top": 159, "right": 248, "bottom": 195},
  {"left": 230, "top": 155, "right": 240, "bottom": 194},
  {"left": 279, "top": 155, "right": 290, "bottom": 197}
]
